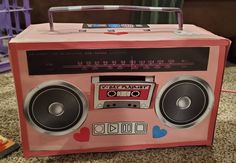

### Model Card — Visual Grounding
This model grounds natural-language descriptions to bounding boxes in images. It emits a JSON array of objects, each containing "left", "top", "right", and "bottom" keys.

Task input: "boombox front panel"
[
  {"left": 9, "top": 24, "right": 230, "bottom": 157},
  {"left": 10, "top": 41, "right": 227, "bottom": 157}
]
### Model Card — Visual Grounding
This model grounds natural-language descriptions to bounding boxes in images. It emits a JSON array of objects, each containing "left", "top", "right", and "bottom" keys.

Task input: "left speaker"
[{"left": 24, "top": 81, "right": 88, "bottom": 135}]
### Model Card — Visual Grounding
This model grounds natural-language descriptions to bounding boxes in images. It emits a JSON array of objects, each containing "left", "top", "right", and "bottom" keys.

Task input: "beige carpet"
[{"left": 0, "top": 65, "right": 235, "bottom": 163}]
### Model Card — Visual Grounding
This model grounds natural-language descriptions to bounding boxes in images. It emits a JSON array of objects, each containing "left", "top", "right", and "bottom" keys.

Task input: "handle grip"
[{"left": 48, "top": 5, "right": 183, "bottom": 31}]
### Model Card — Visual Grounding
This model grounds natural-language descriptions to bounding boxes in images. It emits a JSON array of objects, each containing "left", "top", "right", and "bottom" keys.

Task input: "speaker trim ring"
[
  {"left": 24, "top": 80, "right": 88, "bottom": 136},
  {"left": 155, "top": 76, "right": 214, "bottom": 128}
]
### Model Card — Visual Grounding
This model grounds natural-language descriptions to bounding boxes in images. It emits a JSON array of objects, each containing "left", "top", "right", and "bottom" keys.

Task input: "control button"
[
  {"left": 121, "top": 123, "right": 132, "bottom": 134},
  {"left": 93, "top": 124, "right": 105, "bottom": 135},
  {"left": 108, "top": 123, "right": 119, "bottom": 134},
  {"left": 135, "top": 123, "right": 147, "bottom": 134}
]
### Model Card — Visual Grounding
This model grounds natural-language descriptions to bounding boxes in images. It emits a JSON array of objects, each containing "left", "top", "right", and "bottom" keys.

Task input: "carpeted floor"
[{"left": 0, "top": 64, "right": 235, "bottom": 163}]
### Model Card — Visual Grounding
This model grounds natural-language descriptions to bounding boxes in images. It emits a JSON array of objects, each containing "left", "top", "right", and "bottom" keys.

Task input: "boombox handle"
[{"left": 48, "top": 5, "right": 183, "bottom": 31}]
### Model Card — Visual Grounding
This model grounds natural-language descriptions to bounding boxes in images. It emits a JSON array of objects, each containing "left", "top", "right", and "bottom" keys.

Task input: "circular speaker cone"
[
  {"left": 24, "top": 81, "right": 88, "bottom": 135},
  {"left": 48, "top": 102, "right": 65, "bottom": 116},
  {"left": 155, "top": 76, "right": 214, "bottom": 128}
]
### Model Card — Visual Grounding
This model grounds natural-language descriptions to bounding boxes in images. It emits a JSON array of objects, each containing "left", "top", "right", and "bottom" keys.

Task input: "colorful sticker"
[{"left": 152, "top": 126, "right": 167, "bottom": 138}]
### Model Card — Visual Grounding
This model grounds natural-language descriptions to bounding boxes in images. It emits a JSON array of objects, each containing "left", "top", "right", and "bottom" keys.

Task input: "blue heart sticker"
[{"left": 152, "top": 126, "right": 167, "bottom": 138}]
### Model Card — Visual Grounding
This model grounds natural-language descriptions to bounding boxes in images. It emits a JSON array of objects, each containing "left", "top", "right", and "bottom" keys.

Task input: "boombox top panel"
[{"left": 10, "top": 23, "right": 227, "bottom": 44}]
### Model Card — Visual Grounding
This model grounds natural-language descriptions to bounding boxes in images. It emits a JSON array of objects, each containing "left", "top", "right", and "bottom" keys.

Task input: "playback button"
[
  {"left": 92, "top": 122, "right": 147, "bottom": 136},
  {"left": 121, "top": 123, "right": 132, "bottom": 134},
  {"left": 108, "top": 123, "right": 119, "bottom": 134}
]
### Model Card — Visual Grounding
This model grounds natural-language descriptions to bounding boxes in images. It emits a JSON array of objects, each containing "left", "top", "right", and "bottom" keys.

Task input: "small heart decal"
[
  {"left": 152, "top": 126, "right": 167, "bottom": 138},
  {"left": 73, "top": 127, "right": 90, "bottom": 142}
]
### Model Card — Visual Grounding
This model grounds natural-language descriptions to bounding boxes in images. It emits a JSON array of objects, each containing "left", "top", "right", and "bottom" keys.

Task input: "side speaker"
[
  {"left": 155, "top": 76, "right": 214, "bottom": 128},
  {"left": 24, "top": 81, "right": 88, "bottom": 135}
]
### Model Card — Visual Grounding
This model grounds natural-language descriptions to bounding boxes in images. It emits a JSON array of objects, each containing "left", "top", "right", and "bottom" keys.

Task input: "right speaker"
[{"left": 155, "top": 76, "right": 214, "bottom": 128}]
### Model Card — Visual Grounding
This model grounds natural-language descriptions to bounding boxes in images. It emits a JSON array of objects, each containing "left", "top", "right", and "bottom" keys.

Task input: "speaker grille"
[
  {"left": 155, "top": 76, "right": 214, "bottom": 128},
  {"left": 24, "top": 81, "right": 88, "bottom": 135}
]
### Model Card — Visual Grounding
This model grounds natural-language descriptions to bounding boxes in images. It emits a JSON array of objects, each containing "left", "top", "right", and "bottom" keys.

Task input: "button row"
[{"left": 92, "top": 122, "right": 147, "bottom": 136}]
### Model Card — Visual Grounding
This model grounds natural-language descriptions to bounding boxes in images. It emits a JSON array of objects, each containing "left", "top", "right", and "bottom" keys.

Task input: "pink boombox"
[{"left": 9, "top": 5, "right": 230, "bottom": 157}]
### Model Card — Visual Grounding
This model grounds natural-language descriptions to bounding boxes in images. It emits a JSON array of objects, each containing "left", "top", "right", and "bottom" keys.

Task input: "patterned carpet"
[{"left": 0, "top": 64, "right": 235, "bottom": 163}]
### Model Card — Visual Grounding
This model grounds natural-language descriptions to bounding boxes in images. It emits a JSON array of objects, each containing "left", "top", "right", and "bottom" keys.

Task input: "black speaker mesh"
[
  {"left": 159, "top": 80, "right": 209, "bottom": 125},
  {"left": 28, "top": 85, "right": 83, "bottom": 132}
]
